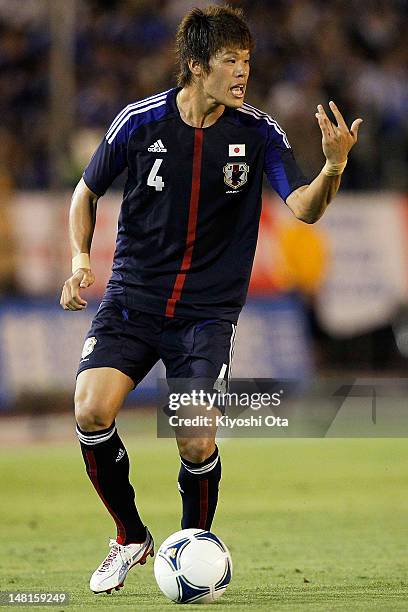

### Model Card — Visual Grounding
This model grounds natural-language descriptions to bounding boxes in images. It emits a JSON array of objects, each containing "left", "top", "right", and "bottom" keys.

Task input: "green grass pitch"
[{"left": 1, "top": 417, "right": 408, "bottom": 610}]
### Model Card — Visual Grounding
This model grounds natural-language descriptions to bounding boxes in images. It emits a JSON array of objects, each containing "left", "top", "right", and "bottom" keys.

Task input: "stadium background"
[{"left": 1, "top": 1, "right": 408, "bottom": 609}]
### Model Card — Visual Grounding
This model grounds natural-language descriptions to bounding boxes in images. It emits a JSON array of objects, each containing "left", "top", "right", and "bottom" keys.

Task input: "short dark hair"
[{"left": 176, "top": 5, "right": 253, "bottom": 87}]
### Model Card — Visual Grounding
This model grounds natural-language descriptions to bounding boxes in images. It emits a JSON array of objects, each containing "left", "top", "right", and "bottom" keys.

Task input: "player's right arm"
[
  {"left": 60, "top": 102, "right": 131, "bottom": 311},
  {"left": 60, "top": 178, "right": 98, "bottom": 311}
]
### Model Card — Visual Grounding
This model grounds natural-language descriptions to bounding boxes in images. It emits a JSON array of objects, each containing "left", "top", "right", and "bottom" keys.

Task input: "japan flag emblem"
[{"left": 229, "top": 144, "right": 245, "bottom": 156}]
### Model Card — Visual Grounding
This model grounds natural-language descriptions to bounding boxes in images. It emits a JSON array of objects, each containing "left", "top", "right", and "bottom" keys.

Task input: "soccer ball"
[{"left": 154, "top": 528, "right": 232, "bottom": 604}]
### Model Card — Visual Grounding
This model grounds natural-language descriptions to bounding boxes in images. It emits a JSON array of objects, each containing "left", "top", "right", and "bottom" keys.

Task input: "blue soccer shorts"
[{"left": 77, "top": 300, "right": 237, "bottom": 395}]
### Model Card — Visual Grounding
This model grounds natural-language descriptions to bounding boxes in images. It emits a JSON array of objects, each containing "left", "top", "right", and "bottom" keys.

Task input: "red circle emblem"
[{"left": 234, "top": 147, "right": 240, "bottom": 153}]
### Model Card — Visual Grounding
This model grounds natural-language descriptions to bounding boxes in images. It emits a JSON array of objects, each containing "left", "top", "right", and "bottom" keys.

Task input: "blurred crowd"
[{"left": 0, "top": 0, "right": 407, "bottom": 190}]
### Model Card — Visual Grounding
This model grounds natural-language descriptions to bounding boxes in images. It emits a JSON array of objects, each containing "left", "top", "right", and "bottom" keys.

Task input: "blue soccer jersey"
[{"left": 83, "top": 88, "right": 308, "bottom": 322}]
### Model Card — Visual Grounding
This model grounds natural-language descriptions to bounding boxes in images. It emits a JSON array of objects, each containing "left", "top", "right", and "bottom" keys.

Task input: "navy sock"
[
  {"left": 178, "top": 446, "right": 221, "bottom": 530},
  {"left": 76, "top": 422, "right": 147, "bottom": 545}
]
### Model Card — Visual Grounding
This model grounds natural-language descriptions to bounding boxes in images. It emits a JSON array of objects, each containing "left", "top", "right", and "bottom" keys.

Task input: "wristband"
[
  {"left": 72, "top": 253, "right": 91, "bottom": 274},
  {"left": 322, "top": 159, "right": 347, "bottom": 176}
]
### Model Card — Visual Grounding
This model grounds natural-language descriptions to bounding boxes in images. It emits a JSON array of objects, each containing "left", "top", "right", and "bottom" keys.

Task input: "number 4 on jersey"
[{"left": 147, "top": 158, "right": 164, "bottom": 192}]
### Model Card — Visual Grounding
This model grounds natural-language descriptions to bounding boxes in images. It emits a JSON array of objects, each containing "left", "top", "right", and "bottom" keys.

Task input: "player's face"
[{"left": 202, "top": 48, "right": 250, "bottom": 108}]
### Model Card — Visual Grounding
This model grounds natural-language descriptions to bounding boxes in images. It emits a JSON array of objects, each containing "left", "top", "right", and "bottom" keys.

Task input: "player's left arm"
[{"left": 286, "top": 101, "right": 363, "bottom": 224}]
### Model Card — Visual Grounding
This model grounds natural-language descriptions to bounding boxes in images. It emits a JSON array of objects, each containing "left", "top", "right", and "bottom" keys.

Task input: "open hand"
[{"left": 315, "top": 101, "right": 363, "bottom": 164}]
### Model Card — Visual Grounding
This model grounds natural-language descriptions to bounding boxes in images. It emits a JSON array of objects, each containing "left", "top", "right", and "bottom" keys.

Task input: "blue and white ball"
[{"left": 154, "top": 529, "right": 232, "bottom": 604}]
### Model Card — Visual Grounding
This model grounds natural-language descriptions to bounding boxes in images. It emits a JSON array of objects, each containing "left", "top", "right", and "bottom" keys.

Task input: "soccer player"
[{"left": 60, "top": 5, "right": 362, "bottom": 594}]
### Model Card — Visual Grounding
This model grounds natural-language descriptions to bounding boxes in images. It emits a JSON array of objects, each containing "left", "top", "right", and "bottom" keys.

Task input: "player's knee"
[
  {"left": 74, "top": 391, "right": 114, "bottom": 432},
  {"left": 178, "top": 438, "right": 215, "bottom": 463}
]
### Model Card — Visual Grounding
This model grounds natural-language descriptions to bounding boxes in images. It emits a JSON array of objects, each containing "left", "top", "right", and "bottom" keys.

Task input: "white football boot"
[{"left": 90, "top": 530, "right": 154, "bottom": 594}]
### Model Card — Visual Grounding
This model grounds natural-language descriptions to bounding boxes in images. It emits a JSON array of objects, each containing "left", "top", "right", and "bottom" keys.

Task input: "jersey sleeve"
[
  {"left": 264, "top": 123, "right": 309, "bottom": 202},
  {"left": 82, "top": 109, "right": 130, "bottom": 196}
]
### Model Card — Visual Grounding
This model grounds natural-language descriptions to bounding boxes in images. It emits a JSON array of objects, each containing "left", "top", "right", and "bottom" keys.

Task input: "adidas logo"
[
  {"left": 116, "top": 448, "right": 126, "bottom": 462},
  {"left": 148, "top": 139, "right": 167, "bottom": 152}
]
